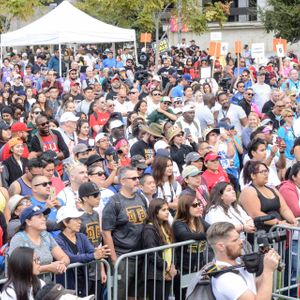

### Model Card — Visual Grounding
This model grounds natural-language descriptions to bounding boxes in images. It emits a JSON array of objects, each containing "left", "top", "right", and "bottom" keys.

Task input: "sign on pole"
[
  {"left": 234, "top": 40, "right": 242, "bottom": 54},
  {"left": 273, "top": 38, "right": 287, "bottom": 54},
  {"left": 276, "top": 44, "right": 285, "bottom": 58},
  {"left": 140, "top": 33, "right": 152, "bottom": 43},
  {"left": 152, "top": 39, "right": 169, "bottom": 53},
  {"left": 251, "top": 43, "right": 265, "bottom": 59},
  {"left": 210, "top": 32, "right": 222, "bottom": 41},
  {"left": 221, "top": 42, "right": 228, "bottom": 55},
  {"left": 208, "top": 41, "right": 221, "bottom": 57}
]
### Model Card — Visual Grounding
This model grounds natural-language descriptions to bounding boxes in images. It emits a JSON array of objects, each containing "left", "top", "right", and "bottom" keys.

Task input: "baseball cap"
[
  {"left": 131, "top": 155, "right": 147, "bottom": 169},
  {"left": 70, "top": 81, "right": 80, "bottom": 87},
  {"left": 8, "top": 195, "right": 30, "bottom": 215},
  {"left": 109, "top": 119, "right": 124, "bottom": 130},
  {"left": 39, "top": 150, "right": 61, "bottom": 166},
  {"left": 85, "top": 154, "right": 104, "bottom": 167},
  {"left": 156, "top": 149, "right": 170, "bottom": 158},
  {"left": 0, "top": 120, "right": 10, "bottom": 130},
  {"left": 261, "top": 118, "right": 273, "bottom": 126},
  {"left": 73, "top": 143, "right": 88, "bottom": 155},
  {"left": 95, "top": 132, "right": 108, "bottom": 143},
  {"left": 56, "top": 206, "right": 84, "bottom": 223},
  {"left": 79, "top": 182, "right": 100, "bottom": 199},
  {"left": 60, "top": 112, "right": 79, "bottom": 123},
  {"left": 217, "top": 121, "right": 235, "bottom": 131},
  {"left": 161, "top": 96, "right": 171, "bottom": 103},
  {"left": 182, "top": 74, "right": 192, "bottom": 82},
  {"left": 11, "top": 122, "right": 31, "bottom": 132},
  {"left": 204, "top": 152, "right": 221, "bottom": 162},
  {"left": 182, "top": 165, "right": 202, "bottom": 179},
  {"left": 20, "top": 205, "right": 51, "bottom": 225},
  {"left": 182, "top": 104, "right": 195, "bottom": 113},
  {"left": 185, "top": 152, "right": 201, "bottom": 164}
]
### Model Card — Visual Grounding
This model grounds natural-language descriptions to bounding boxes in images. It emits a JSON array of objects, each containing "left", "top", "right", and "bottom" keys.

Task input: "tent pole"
[
  {"left": 134, "top": 38, "right": 138, "bottom": 67},
  {"left": 58, "top": 43, "right": 62, "bottom": 78}
]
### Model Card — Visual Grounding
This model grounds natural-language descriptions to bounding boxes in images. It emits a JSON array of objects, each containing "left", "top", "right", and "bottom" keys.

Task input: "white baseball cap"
[
  {"left": 154, "top": 140, "right": 170, "bottom": 152},
  {"left": 95, "top": 132, "right": 108, "bottom": 143},
  {"left": 109, "top": 119, "right": 124, "bottom": 130},
  {"left": 56, "top": 206, "right": 84, "bottom": 223},
  {"left": 182, "top": 104, "right": 195, "bottom": 113},
  {"left": 60, "top": 112, "right": 79, "bottom": 123}
]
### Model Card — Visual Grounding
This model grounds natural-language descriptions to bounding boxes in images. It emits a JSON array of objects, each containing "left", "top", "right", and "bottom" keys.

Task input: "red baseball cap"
[
  {"left": 204, "top": 152, "right": 221, "bottom": 162},
  {"left": 11, "top": 122, "right": 31, "bottom": 132}
]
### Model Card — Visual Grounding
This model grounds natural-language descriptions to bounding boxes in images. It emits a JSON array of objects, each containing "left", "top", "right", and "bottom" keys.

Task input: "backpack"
[{"left": 185, "top": 261, "right": 241, "bottom": 300}]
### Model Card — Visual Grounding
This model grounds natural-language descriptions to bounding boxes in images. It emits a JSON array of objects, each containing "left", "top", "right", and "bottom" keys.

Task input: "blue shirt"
[
  {"left": 277, "top": 125, "right": 295, "bottom": 160},
  {"left": 171, "top": 84, "right": 184, "bottom": 98},
  {"left": 103, "top": 58, "right": 116, "bottom": 68}
]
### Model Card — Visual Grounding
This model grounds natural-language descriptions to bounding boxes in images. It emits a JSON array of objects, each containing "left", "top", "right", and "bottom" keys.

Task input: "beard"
[{"left": 225, "top": 245, "right": 242, "bottom": 260}]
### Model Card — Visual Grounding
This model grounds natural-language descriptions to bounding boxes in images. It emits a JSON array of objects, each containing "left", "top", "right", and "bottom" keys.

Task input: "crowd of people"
[{"left": 0, "top": 39, "right": 298, "bottom": 299}]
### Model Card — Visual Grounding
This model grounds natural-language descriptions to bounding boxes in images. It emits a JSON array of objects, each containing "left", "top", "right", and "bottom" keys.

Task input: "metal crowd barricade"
[
  {"left": 113, "top": 240, "right": 210, "bottom": 300},
  {"left": 263, "top": 222, "right": 300, "bottom": 300}
]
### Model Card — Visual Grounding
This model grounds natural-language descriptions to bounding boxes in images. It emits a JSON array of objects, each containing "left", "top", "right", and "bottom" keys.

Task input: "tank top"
[
  {"left": 251, "top": 184, "right": 281, "bottom": 217},
  {"left": 17, "top": 177, "right": 33, "bottom": 196}
]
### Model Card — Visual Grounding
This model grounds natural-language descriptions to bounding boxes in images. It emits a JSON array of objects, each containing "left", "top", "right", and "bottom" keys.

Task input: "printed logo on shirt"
[
  {"left": 85, "top": 222, "right": 101, "bottom": 244},
  {"left": 144, "top": 149, "right": 154, "bottom": 160},
  {"left": 126, "top": 205, "right": 147, "bottom": 224}
]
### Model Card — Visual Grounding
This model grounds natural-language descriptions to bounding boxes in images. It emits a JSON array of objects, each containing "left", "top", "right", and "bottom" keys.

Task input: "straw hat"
[
  {"left": 166, "top": 125, "right": 183, "bottom": 142},
  {"left": 140, "top": 123, "right": 163, "bottom": 138}
]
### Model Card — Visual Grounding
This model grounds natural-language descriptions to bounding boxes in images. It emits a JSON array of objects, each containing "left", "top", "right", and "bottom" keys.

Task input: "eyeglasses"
[
  {"left": 125, "top": 176, "right": 140, "bottom": 181},
  {"left": 33, "top": 257, "right": 41, "bottom": 264},
  {"left": 91, "top": 171, "right": 106, "bottom": 177},
  {"left": 241, "top": 75, "right": 248, "bottom": 77},
  {"left": 163, "top": 102, "right": 172, "bottom": 106},
  {"left": 246, "top": 93, "right": 254, "bottom": 96},
  {"left": 191, "top": 201, "right": 202, "bottom": 208},
  {"left": 38, "top": 121, "right": 49, "bottom": 127},
  {"left": 240, "top": 61, "right": 245, "bottom": 63},
  {"left": 255, "top": 169, "right": 269, "bottom": 175},
  {"left": 33, "top": 111, "right": 42, "bottom": 115},
  {"left": 176, "top": 133, "right": 184, "bottom": 137},
  {"left": 17, "top": 199, "right": 30, "bottom": 208},
  {"left": 153, "top": 93, "right": 161, "bottom": 96},
  {"left": 34, "top": 181, "right": 52, "bottom": 187}
]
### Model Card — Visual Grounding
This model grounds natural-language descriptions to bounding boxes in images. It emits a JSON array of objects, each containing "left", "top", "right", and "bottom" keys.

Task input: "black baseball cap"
[
  {"left": 85, "top": 154, "right": 104, "bottom": 167},
  {"left": 79, "top": 182, "right": 100, "bottom": 199}
]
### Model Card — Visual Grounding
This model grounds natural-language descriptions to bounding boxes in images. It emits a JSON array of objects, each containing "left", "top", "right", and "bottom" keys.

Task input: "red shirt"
[
  {"left": 89, "top": 111, "right": 110, "bottom": 136},
  {"left": 202, "top": 165, "right": 230, "bottom": 192}
]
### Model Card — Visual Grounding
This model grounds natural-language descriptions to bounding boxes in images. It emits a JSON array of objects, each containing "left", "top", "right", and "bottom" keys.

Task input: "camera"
[{"left": 254, "top": 215, "right": 286, "bottom": 252}]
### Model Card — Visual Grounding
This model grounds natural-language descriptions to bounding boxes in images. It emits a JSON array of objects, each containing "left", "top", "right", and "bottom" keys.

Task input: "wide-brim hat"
[
  {"left": 140, "top": 124, "right": 163, "bottom": 138},
  {"left": 203, "top": 127, "right": 220, "bottom": 141},
  {"left": 166, "top": 125, "right": 183, "bottom": 142}
]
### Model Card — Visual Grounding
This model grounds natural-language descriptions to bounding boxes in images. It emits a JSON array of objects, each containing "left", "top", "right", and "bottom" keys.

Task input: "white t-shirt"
[
  {"left": 252, "top": 83, "right": 271, "bottom": 112},
  {"left": 1, "top": 279, "right": 45, "bottom": 300},
  {"left": 57, "top": 186, "right": 78, "bottom": 207},
  {"left": 212, "top": 260, "right": 256, "bottom": 300},
  {"left": 217, "top": 104, "right": 246, "bottom": 136},
  {"left": 176, "top": 117, "right": 202, "bottom": 143},
  {"left": 114, "top": 100, "right": 128, "bottom": 115},
  {"left": 195, "top": 103, "right": 214, "bottom": 133}
]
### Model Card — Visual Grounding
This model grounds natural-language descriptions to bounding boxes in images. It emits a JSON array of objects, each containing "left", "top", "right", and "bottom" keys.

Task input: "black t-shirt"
[
  {"left": 158, "top": 66, "right": 175, "bottom": 88},
  {"left": 106, "top": 90, "right": 118, "bottom": 101},
  {"left": 130, "top": 139, "right": 154, "bottom": 160}
]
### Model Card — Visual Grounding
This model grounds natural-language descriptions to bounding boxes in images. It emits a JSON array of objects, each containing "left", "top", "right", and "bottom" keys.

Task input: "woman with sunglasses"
[
  {"left": 1, "top": 247, "right": 45, "bottom": 300},
  {"left": 278, "top": 108, "right": 296, "bottom": 168},
  {"left": 239, "top": 160, "right": 297, "bottom": 230},
  {"left": 9, "top": 205, "right": 69, "bottom": 280},
  {"left": 172, "top": 193, "right": 209, "bottom": 300},
  {"left": 205, "top": 182, "right": 255, "bottom": 239},
  {"left": 142, "top": 199, "right": 177, "bottom": 300}
]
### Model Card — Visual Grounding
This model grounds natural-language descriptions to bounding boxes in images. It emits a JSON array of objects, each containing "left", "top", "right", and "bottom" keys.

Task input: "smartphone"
[
  {"left": 184, "top": 128, "right": 191, "bottom": 137},
  {"left": 276, "top": 136, "right": 283, "bottom": 146}
]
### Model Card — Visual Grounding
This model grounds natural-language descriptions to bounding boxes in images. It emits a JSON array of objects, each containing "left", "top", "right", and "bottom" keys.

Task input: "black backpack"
[{"left": 185, "top": 262, "right": 242, "bottom": 300}]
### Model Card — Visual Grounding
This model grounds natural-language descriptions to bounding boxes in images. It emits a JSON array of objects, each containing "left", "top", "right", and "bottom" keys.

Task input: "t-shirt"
[
  {"left": 89, "top": 112, "right": 110, "bottom": 134},
  {"left": 202, "top": 166, "right": 230, "bottom": 192},
  {"left": 80, "top": 210, "right": 101, "bottom": 248},
  {"left": 147, "top": 108, "right": 175, "bottom": 125},
  {"left": 57, "top": 186, "right": 78, "bottom": 208},
  {"left": 9, "top": 231, "right": 57, "bottom": 266},
  {"left": 217, "top": 104, "right": 246, "bottom": 136},
  {"left": 102, "top": 193, "right": 147, "bottom": 255},
  {"left": 212, "top": 260, "right": 256, "bottom": 300},
  {"left": 171, "top": 84, "right": 184, "bottom": 98},
  {"left": 130, "top": 140, "right": 154, "bottom": 160},
  {"left": 252, "top": 83, "right": 271, "bottom": 112}
]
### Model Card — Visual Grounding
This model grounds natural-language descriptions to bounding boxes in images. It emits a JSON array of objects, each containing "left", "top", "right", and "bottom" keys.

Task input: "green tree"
[
  {"left": 77, "top": 0, "right": 231, "bottom": 69},
  {"left": 259, "top": 0, "right": 300, "bottom": 44},
  {"left": 0, "top": 0, "right": 52, "bottom": 33}
]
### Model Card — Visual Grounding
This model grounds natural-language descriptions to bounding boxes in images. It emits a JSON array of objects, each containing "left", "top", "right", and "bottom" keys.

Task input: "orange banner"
[
  {"left": 140, "top": 33, "right": 152, "bottom": 43},
  {"left": 273, "top": 38, "right": 287, "bottom": 53},
  {"left": 234, "top": 40, "right": 242, "bottom": 54},
  {"left": 208, "top": 41, "right": 221, "bottom": 57}
]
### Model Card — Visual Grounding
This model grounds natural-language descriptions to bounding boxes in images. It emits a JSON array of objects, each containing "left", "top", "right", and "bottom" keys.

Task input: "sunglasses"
[
  {"left": 91, "top": 171, "right": 106, "bottom": 177},
  {"left": 38, "top": 121, "right": 49, "bottom": 127},
  {"left": 246, "top": 93, "right": 254, "bottom": 96},
  {"left": 34, "top": 181, "right": 52, "bottom": 187},
  {"left": 125, "top": 176, "right": 140, "bottom": 181},
  {"left": 153, "top": 93, "right": 161, "bottom": 96},
  {"left": 17, "top": 199, "right": 30, "bottom": 208},
  {"left": 291, "top": 95, "right": 296, "bottom": 97},
  {"left": 191, "top": 201, "right": 202, "bottom": 208},
  {"left": 90, "top": 193, "right": 100, "bottom": 198},
  {"left": 241, "top": 75, "right": 248, "bottom": 77},
  {"left": 163, "top": 102, "right": 172, "bottom": 106},
  {"left": 33, "top": 111, "right": 42, "bottom": 115},
  {"left": 285, "top": 115, "right": 294, "bottom": 118},
  {"left": 108, "top": 104, "right": 115, "bottom": 107}
]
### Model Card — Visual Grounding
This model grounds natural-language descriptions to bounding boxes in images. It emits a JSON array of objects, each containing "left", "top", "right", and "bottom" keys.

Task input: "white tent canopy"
[{"left": 0, "top": 1, "right": 136, "bottom": 46}]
